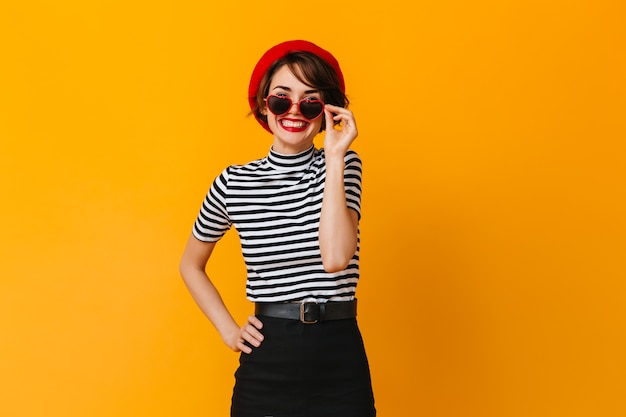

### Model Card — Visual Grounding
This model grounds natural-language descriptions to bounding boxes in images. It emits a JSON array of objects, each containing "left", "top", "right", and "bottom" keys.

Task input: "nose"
[{"left": 288, "top": 100, "right": 300, "bottom": 114}]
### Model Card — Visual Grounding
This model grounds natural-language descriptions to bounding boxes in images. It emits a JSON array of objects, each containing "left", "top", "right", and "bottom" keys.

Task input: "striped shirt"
[{"left": 192, "top": 145, "right": 363, "bottom": 303}]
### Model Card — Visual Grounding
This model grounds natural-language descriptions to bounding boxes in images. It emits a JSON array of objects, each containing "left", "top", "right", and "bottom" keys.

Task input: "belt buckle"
[{"left": 299, "top": 302, "right": 319, "bottom": 324}]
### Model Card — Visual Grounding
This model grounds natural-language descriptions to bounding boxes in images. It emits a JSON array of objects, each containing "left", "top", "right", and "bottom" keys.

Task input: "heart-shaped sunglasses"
[{"left": 265, "top": 95, "right": 325, "bottom": 121}]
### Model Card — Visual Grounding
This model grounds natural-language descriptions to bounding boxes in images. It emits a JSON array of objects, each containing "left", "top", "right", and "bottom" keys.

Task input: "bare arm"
[
  {"left": 179, "top": 234, "right": 263, "bottom": 353},
  {"left": 318, "top": 104, "right": 360, "bottom": 273}
]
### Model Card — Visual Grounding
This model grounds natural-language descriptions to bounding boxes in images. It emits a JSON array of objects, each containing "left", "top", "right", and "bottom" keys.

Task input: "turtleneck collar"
[{"left": 266, "top": 146, "right": 316, "bottom": 171}]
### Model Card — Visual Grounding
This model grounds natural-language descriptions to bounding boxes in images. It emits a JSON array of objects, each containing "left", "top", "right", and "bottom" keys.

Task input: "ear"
[{"left": 259, "top": 100, "right": 267, "bottom": 115}]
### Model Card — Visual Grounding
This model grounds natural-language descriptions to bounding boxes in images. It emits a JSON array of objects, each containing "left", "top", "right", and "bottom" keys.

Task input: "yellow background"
[{"left": 1, "top": 1, "right": 625, "bottom": 416}]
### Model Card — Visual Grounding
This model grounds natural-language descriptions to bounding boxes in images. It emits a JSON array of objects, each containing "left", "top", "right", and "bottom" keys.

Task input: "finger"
[
  {"left": 336, "top": 111, "right": 356, "bottom": 130},
  {"left": 245, "top": 317, "right": 264, "bottom": 341},
  {"left": 243, "top": 325, "right": 264, "bottom": 345},
  {"left": 240, "top": 319, "right": 264, "bottom": 345},
  {"left": 247, "top": 315, "right": 264, "bottom": 330},
  {"left": 327, "top": 108, "right": 355, "bottom": 129},
  {"left": 237, "top": 327, "right": 261, "bottom": 352},
  {"left": 325, "top": 104, "right": 351, "bottom": 117},
  {"left": 335, "top": 110, "right": 354, "bottom": 122},
  {"left": 324, "top": 103, "right": 345, "bottom": 112},
  {"left": 237, "top": 339, "right": 252, "bottom": 354},
  {"left": 324, "top": 107, "right": 335, "bottom": 129}
]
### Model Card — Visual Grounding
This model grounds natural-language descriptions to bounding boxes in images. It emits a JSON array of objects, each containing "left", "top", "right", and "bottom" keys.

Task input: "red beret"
[{"left": 248, "top": 40, "right": 345, "bottom": 133}]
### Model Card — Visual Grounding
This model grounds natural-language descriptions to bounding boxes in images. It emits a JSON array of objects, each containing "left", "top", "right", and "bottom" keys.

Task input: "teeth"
[{"left": 281, "top": 120, "right": 307, "bottom": 128}]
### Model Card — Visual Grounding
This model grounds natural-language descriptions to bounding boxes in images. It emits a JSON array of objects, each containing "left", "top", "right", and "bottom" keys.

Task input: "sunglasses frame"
[{"left": 265, "top": 95, "right": 325, "bottom": 121}]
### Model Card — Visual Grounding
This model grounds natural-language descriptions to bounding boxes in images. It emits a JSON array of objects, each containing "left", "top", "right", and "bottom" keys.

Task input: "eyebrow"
[{"left": 272, "top": 85, "right": 319, "bottom": 94}]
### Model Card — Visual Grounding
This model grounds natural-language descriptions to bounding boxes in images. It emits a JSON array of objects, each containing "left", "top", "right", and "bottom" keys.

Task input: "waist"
[{"left": 255, "top": 299, "right": 357, "bottom": 324}]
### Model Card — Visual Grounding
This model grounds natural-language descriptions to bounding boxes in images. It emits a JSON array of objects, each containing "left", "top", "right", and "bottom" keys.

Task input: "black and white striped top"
[{"left": 192, "top": 146, "right": 363, "bottom": 303}]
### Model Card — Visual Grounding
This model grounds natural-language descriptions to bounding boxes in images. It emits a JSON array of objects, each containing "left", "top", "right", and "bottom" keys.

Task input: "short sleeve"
[
  {"left": 192, "top": 167, "right": 232, "bottom": 242},
  {"left": 343, "top": 150, "right": 363, "bottom": 219}
]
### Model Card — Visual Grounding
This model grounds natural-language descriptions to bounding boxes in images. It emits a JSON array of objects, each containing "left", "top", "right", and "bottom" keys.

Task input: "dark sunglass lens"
[
  {"left": 267, "top": 96, "right": 291, "bottom": 115},
  {"left": 300, "top": 101, "right": 323, "bottom": 120}
]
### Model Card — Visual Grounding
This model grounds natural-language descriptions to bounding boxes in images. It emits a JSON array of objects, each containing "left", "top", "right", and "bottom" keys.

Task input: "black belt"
[{"left": 255, "top": 300, "right": 357, "bottom": 324}]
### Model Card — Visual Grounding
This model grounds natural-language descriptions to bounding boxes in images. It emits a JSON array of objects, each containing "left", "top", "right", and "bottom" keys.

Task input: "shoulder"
[
  {"left": 344, "top": 149, "right": 361, "bottom": 165},
  {"left": 224, "top": 156, "right": 268, "bottom": 175},
  {"left": 213, "top": 156, "right": 268, "bottom": 183}
]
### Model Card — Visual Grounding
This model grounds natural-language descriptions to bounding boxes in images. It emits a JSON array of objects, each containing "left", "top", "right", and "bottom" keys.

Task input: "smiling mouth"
[{"left": 280, "top": 119, "right": 309, "bottom": 129}]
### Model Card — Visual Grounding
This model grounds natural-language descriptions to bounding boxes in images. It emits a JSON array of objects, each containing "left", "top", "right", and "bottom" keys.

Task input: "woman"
[{"left": 180, "top": 40, "right": 376, "bottom": 417}]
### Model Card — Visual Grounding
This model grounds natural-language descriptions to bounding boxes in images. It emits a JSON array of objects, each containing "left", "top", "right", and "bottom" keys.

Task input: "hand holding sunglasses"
[{"left": 322, "top": 103, "right": 358, "bottom": 158}]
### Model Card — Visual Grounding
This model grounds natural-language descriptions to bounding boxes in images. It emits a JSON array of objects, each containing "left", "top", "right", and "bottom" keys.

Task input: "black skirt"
[{"left": 231, "top": 316, "right": 376, "bottom": 417}]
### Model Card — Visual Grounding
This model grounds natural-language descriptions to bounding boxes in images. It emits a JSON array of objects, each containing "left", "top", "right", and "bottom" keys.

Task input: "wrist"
[
  {"left": 324, "top": 152, "right": 346, "bottom": 167},
  {"left": 220, "top": 322, "right": 240, "bottom": 347}
]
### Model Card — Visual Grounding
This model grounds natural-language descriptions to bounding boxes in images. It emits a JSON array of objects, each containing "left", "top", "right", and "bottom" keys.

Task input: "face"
[{"left": 263, "top": 65, "right": 324, "bottom": 154}]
